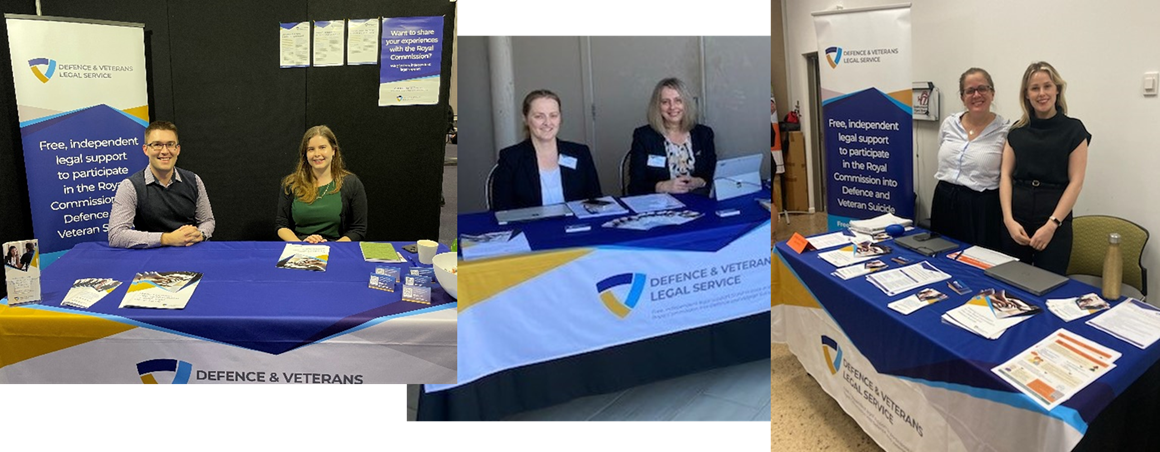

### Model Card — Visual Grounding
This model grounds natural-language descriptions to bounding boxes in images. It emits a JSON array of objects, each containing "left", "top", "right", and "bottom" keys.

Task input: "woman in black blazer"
[
  {"left": 627, "top": 77, "right": 717, "bottom": 196},
  {"left": 492, "top": 90, "right": 602, "bottom": 211}
]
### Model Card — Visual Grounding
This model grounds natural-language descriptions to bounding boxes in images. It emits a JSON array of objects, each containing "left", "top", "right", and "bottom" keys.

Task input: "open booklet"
[
  {"left": 941, "top": 288, "right": 1040, "bottom": 339},
  {"left": 119, "top": 271, "right": 202, "bottom": 310}
]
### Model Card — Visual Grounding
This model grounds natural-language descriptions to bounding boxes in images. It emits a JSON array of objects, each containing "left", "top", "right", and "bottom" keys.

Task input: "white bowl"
[{"left": 432, "top": 252, "right": 458, "bottom": 299}]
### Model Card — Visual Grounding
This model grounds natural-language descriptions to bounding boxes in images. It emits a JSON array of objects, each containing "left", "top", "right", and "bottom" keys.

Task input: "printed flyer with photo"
[
  {"left": 3, "top": 239, "right": 41, "bottom": 305},
  {"left": 119, "top": 271, "right": 202, "bottom": 310},
  {"left": 62, "top": 278, "right": 122, "bottom": 309},
  {"left": 277, "top": 244, "right": 330, "bottom": 272}
]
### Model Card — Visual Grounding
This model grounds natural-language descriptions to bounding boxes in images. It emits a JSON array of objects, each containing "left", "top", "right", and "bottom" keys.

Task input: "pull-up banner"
[
  {"left": 813, "top": 5, "right": 913, "bottom": 231},
  {"left": 5, "top": 15, "right": 149, "bottom": 253}
]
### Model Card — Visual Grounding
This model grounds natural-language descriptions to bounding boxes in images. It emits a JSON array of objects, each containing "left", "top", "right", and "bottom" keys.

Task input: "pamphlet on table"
[
  {"left": 888, "top": 288, "right": 948, "bottom": 315},
  {"left": 806, "top": 231, "right": 854, "bottom": 250},
  {"left": 61, "top": 278, "right": 122, "bottom": 309},
  {"left": 941, "top": 288, "right": 1039, "bottom": 339},
  {"left": 1087, "top": 298, "right": 1160, "bottom": 349},
  {"left": 566, "top": 196, "right": 630, "bottom": 219},
  {"left": 119, "top": 271, "right": 202, "bottom": 310},
  {"left": 818, "top": 245, "right": 877, "bottom": 268},
  {"left": 360, "top": 242, "right": 406, "bottom": 263},
  {"left": 1046, "top": 293, "right": 1110, "bottom": 322},
  {"left": 277, "top": 244, "right": 330, "bottom": 271},
  {"left": 460, "top": 230, "right": 532, "bottom": 261},
  {"left": 866, "top": 261, "right": 951, "bottom": 296},
  {"left": 602, "top": 210, "right": 702, "bottom": 231},
  {"left": 3, "top": 239, "right": 41, "bottom": 305},
  {"left": 992, "top": 329, "right": 1121, "bottom": 411},
  {"left": 832, "top": 260, "right": 887, "bottom": 280},
  {"left": 619, "top": 193, "right": 685, "bottom": 213}
]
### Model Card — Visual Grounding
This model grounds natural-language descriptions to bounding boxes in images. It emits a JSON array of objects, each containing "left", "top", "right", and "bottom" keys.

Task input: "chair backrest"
[
  {"left": 619, "top": 150, "right": 631, "bottom": 196},
  {"left": 1067, "top": 215, "right": 1149, "bottom": 296},
  {"left": 485, "top": 164, "right": 497, "bottom": 211}
]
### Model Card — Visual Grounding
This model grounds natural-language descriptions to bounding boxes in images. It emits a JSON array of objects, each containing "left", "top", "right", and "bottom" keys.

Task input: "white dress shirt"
[{"left": 933, "top": 112, "right": 1010, "bottom": 192}]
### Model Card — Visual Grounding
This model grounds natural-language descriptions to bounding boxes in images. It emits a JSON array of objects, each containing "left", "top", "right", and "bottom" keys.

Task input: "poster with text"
[
  {"left": 5, "top": 16, "right": 149, "bottom": 252},
  {"left": 813, "top": 6, "right": 913, "bottom": 231},
  {"left": 379, "top": 16, "right": 444, "bottom": 106}
]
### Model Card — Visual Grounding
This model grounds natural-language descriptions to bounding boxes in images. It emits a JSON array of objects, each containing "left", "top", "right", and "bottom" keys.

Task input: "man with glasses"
[{"left": 108, "top": 121, "right": 216, "bottom": 248}]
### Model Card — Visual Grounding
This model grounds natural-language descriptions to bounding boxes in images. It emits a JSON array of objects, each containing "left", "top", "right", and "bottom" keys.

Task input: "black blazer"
[
  {"left": 492, "top": 139, "right": 603, "bottom": 211},
  {"left": 627, "top": 124, "right": 717, "bottom": 196}
]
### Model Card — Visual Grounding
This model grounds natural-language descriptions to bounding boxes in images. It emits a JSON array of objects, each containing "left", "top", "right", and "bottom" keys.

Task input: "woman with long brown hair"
[{"left": 276, "top": 125, "right": 368, "bottom": 243}]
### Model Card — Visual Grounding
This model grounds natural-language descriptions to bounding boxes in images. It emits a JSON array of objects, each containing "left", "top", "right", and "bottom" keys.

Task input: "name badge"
[
  {"left": 647, "top": 155, "right": 667, "bottom": 168},
  {"left": 558, "top": 154, "right": 578, "bottom": 169}
]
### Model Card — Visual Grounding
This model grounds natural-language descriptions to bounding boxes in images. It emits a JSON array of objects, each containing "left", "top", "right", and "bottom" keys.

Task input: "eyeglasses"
[
  {"left": 961, "top": 85, "right": 993, "bottom": 96},
  {"left": 147, "top": 142, "right": 179, "bottom": 151}
]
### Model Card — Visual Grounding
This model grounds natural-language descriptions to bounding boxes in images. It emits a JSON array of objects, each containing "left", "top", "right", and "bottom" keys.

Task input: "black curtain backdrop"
[{"left": 1, "top": 1, "right": 455, "bottom": 297}]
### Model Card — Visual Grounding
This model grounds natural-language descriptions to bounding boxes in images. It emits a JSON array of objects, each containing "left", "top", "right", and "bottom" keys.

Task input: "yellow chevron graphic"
[
  {"left": 0, "top": 304, "right": 136, "bottom": 368},
  {"left": 458, "top": 248, "right": 593, "bottom": 312}
]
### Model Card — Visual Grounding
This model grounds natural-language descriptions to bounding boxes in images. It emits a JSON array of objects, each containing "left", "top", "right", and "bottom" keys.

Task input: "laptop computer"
[
  {"left": 893, "top": 233, "right": 959, "bottom": 257},
  {"left": 711, "top": 153, "right": 765, "bottom": 201},
  {"left": 495, "top": 204, "right": 573, "bottom": 225},
  {"left": 984, "top": 260, "right": 1070, "bottom": 296}
]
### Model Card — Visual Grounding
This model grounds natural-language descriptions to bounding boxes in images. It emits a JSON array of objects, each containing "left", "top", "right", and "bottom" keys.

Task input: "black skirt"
[{"left": 930, "top": 180, "right": 1003, "bottom": 251}]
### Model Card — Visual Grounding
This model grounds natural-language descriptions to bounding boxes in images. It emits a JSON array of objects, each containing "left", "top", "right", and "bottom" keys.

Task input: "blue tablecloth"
[
  {"left": 774, "top": 231, "right": 1160, "bottom": 450},
  {"left": 458, "top": 191, "right": 771, "bottom": 252},
  {"left": 23, "top": 241, "right": 453, "bottom": 354}
]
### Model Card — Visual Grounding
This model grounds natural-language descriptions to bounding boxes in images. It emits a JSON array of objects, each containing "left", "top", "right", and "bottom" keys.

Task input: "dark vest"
[{"left": 128, "top": 168, "right": 199, "bottom": 233}]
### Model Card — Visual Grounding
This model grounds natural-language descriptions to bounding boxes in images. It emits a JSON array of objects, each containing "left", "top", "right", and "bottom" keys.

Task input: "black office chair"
[
  {"left": 485, "top": 164, "right": 497, "bottom": 211},
  {"left": 619, "top": 150, "right": 631, "bottom": 196}
]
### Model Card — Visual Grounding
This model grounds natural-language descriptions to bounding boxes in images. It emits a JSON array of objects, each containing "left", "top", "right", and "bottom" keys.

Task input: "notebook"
[
  {"left": 984, "top": 261, "right": 1070, "bottom": 296},
  {"left": 893, "top": 233, "right": 959, "bottom": 257}
]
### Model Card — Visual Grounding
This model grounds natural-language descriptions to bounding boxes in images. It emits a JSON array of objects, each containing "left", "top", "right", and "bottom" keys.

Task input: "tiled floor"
[{"left": 407, "top": 357, "right": 771, "bottom": 421}]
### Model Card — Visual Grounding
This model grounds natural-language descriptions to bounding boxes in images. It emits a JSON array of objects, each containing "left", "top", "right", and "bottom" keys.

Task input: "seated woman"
[
  {"left": 627, "top": 77, "right": 717, "bottom": 196},
  {"left": 276, "top": 125, "right": 368, "bottom": 243},
  {"left": 491, "top": 89, "right": 602, "bottom": 211}
]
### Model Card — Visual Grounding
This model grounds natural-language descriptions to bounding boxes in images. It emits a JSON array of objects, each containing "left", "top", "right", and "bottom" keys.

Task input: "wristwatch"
[{"left": 1049, "top": 216, "right": 1062, "bottom": 226}]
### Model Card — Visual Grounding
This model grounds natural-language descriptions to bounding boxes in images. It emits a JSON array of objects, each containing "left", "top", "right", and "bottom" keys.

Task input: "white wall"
[{"left": 784, "top": 0, "right": 1160, "bottom": 281}]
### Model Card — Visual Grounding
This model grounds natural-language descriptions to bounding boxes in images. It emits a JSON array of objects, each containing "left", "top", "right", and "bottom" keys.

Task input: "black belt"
[{"left": 1014, "top": 179, "right": 1066, "bottom": 189}]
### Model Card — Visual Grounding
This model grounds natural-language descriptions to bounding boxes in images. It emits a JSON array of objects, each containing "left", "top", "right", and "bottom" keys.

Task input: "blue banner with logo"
[
  {"left": 379, "top": 16, "right": 444, "bottom": 106},
  {"left": 5, "top": 16, "right": 149, "bottom": 253},
  {"left": 813, "top": 6, "right": 913, "bottom": 231}
]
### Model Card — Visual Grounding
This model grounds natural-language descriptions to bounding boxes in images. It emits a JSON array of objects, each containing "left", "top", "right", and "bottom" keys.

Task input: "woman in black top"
[
  {"left": 627, "top": 78, "right": 717, "bottom": 196},
  {"left": 999, "top": 62, "right": 1090, "bottom": 274}
]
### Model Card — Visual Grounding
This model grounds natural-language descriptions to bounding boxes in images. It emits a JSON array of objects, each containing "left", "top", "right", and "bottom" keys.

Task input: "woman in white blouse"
[{"left": 930, "top": 68, "right": 1011, "bottom": 250}]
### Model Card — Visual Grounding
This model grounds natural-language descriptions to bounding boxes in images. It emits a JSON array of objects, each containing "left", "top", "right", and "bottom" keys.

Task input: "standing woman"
[
  {"left": 1000, "top": 62, "right": 1090, "bottom": 274},
  {"left": 930, "top": 68, "right": 1010, "bottom": 250},
  {"left": 627, "top": 78, "right": 717, "bottom": 196},
  {"left": 491, "top": 89, "right": 602, "bottom": 211},
  {"left": 276, "top": 125, "right": 368, "bottom": 243}
]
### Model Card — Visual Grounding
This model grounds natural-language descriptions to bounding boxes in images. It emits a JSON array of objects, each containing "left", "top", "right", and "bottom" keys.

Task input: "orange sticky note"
[{"left": 787, "top": 232, "right": 815, "bottom": 254}]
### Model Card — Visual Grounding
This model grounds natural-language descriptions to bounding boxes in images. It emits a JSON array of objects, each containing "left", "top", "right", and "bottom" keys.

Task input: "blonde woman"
[
  {"left": 999, "top": 62, "right": 1090, "bottom": 274},
  {"left": 627, "top": 77, "right": 717, "bottom": 196},
  {"left": 276, "top": 126, "right": 368, "bottom": 243}
]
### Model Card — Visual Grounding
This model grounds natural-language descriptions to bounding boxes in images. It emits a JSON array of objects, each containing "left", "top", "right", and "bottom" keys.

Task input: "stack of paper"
[
  {"left": 460, "top": 230, "right": 532, "bottom": 261},
  {"left": 1087, "top": 298, "right": 1160, "bottom": 349},
  {"left": 619, "top": 193, "right": 685, "bottom": 213},
  {"left": 942, "top": 289, "right": 1040, "bottom": 339},
  {"left": 946, "top": 246, "right": 1018, "bottom": 270},
  {"left": 831, "top": 260, "right": 886, "bottom": 280},
  {"left": 818, "top": 245, "right": 876, "bottom": 267},
  {"left": 1046, "top": 293, "right": 1110, "bottom": 322},
  {"left": 602, "top": 210, "right": 702, "bottom": 231},
  {"left": 866, "top": 262, "right": 951, "bottom": 296},
  {"left": 805, "top": 231, "right": 854, "bottom": 250},
  {"left": 848, "top": 213, "right": 912, "bottom": 235},
  {"left": 888, "top": 288, "right": 948, "bottom": 315},
  {"left": 992, "top": 329, "right": 1121, "bottom": 411}
]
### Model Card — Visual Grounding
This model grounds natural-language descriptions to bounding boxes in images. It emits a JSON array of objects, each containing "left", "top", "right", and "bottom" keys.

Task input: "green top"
[{"left": 291, "top": 180, "right": 342, "bottom": 239}]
